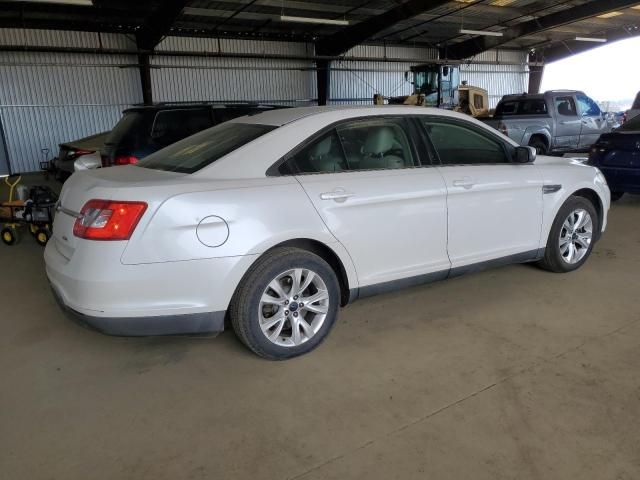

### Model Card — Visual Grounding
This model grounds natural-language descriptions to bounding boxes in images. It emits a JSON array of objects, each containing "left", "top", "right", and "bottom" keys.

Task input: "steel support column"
[{"left": 317, "top": 59, "right": 331, "bottom": 106}]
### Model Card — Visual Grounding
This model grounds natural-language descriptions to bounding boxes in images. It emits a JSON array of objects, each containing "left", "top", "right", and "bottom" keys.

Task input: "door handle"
[
  {"left": 452, "top": 179, "right": 474, "bottom": 189},
  {"left": 319, "top": 190, "right": 355, "bottom": 201}
]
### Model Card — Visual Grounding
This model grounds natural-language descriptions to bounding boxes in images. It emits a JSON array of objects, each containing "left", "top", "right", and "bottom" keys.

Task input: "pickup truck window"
[
  {"left": 421, "top": 120, "right": 509, "bottom": 165},
  {"left": 496, "top": 99, "right": 547, "bottom": 116},
  {"left": 555, "top": 96, "right": 578, "bottom": 117},
  {"left": 576, "top": 95, "right": 602, "bottom": 117}
]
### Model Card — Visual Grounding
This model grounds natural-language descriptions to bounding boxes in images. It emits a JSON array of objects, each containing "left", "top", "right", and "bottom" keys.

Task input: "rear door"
[
  {"left": 576, "top": 93, "right": 608, "bottom": 149},
  {"left": 283, "top": 116, "right": 450, "bottom": 288},
  {"left": 419, "top": 117, "right": 543, "bottom": 268},
  {"left": 553, "top": 94, "right": 581, "bottom": 150}
]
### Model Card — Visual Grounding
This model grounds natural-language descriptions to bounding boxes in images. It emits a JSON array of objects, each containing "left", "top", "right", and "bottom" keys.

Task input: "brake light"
[
  {"left": 73, "top": 199, "right": 147, "bottom": 241},
  {"left": 114, "top": 155, "right": 139, "bottom": 166},
  {"left": 68, "top": 149, "right": 92, "bottom": 160}
]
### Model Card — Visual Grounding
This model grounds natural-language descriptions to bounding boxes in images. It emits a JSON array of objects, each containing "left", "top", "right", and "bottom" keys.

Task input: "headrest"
[
  {"left": 363, "top": 127, "right": 396, "bottom": 155},
  {"left": 310, "top": 135, "right": 332, "bottom": 158}
]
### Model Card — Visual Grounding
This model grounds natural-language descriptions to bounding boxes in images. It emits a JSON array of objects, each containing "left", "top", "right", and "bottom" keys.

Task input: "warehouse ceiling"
[{"left": 1, "top": 0, "right": 640, "bottom": 61}]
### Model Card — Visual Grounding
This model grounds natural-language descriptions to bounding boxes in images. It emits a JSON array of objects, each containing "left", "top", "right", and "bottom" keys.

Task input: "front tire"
[
  {"left": 229, "top": 247, "right": 340, "bottom": 360},
  {"left": 528, "top": 137, "right": 548, "bottom": 155},
  {"left": 538, "top": 196, "right": 598, "bottom": 273}
]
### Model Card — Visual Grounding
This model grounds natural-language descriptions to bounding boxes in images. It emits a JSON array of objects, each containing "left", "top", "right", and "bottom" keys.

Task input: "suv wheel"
[{"left": 528, "top": 137, "right": 548, "bottom": 155}]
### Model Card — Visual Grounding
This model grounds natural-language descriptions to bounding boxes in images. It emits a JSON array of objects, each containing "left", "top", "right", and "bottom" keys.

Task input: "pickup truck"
[{"left": 483, "top": 90, "right": 613, "bottom": 154}]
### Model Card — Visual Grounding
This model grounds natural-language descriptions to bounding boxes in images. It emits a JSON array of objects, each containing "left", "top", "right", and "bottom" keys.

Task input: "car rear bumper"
[
  {"left": 45, "top": 236, "right": 259, "bottom": 336},
  {"left": 50, "top": 283, "right": 225, "bottom": 336}
]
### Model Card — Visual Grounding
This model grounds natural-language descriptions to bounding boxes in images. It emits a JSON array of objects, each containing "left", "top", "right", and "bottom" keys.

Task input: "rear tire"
[
  {"left": 610, "top": 191, "right": 624, "bottom": 202},
  {"left": 538, "top": 196, "right": 598, "bottom": 273},
  {"left": 528, "top": 137, "right": 548, "bottom": 155},
  {"left": 229, "top": 247, "right": 340, "bottom": 360}
]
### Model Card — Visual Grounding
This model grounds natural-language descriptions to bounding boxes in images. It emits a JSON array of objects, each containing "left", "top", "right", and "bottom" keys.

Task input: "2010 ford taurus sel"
[{"left": 46, "top": 106, "right": 610, "bottom": 359}]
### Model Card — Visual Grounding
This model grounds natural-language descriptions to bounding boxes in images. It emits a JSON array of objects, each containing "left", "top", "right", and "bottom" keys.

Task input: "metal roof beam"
[
  {"left": 443, "top": 0, "right": 640, "bottom": 60},
  {"left": 135, "top": 0, "right": 190, "bottom": 51},
  {"left": 315, "top": 0, "right": 451, "bottom": 57}
]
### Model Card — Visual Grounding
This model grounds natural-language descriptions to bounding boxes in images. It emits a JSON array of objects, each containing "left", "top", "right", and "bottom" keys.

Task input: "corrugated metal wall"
[
  {"left": 328, "top": 45, "right": 438, "bottom": 105},
  {"left": 460, "top": 50, "right": 529, "bottom": 109},
  {"left": 152, "top": 37, "right": 315, "bottom": 104},
  {"left": 0, "top": 29, "right": 530, "bottom": 172},
  {"left": 0, "top": 30, "right": 140, "bottom": 173}
]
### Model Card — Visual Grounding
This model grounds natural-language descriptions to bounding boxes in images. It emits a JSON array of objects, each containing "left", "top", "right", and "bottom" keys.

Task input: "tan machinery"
[{"left": 376, "top": 64, "right": 489, "bottom": 118}]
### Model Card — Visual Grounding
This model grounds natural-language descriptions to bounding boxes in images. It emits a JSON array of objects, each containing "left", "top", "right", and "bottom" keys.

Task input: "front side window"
[
  {"left": 576, "top": 95, "right": 602, "bottom": 117},
  {"left": 281, "top": 119, "right": 416, "bottom": 174},
  {"left": 555, "top": 96, "right": 578, "bottom": 117},
  {"left": 138, "top": 122, "right": 277, "bottom": 173},
  {"left": 421, "top": 120, "right": 509, "bottom": 165}
]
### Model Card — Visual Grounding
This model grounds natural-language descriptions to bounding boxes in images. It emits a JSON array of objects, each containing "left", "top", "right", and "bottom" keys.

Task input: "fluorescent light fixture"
[
  {"left": 490, "top": 0, "right": 516, "bottom": 6},
  {"left": 597, "top": 11, "right": 623, "bottom": 18},
  {"left": 280, "top": 15, "right": 349, "bottom": 26},
  {"left": 460, "top": 28, "right": 504, "bottom": 37},
  {"left": 575, "top": 36, "right": 607, "bottom": 42},
  {"left": 10, "top": 0, "right": 93, "bottom": 4}
]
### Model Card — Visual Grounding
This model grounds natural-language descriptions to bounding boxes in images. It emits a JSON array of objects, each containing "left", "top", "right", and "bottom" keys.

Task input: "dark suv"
[{"left": 101, "top": 103, "right": 283, "bottom": 167}]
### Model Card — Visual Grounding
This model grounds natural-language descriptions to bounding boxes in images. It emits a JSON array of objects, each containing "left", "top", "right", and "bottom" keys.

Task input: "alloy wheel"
[
  {"left": 258, "top": 268, "right": 330, "bottom": 347},
  {"left": 559, "top": 208, "right": 593, "bottom": 264}
]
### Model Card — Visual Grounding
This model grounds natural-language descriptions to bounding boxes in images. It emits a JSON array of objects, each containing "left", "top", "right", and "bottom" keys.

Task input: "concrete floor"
[{"left": 2, "top": 178, "right": 640, "bottom": 479}]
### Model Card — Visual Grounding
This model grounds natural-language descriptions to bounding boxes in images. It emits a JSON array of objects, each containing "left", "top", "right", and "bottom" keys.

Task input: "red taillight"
[
  {"left": 114, "top": 155, "right": 139, "bottom": 166},
  {"left": 73, "top": 199, "right": 147, "bottom": 241},
  {"left": 69, "top": 149, "right": 93, "bottom": 160}
]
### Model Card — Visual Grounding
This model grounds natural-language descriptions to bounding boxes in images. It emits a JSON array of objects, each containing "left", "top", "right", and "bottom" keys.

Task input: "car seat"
[
  {"left": 359, "top": 127, "right": 406, "bottom": 169},
  {"left": 308, "top": 135, "right": 344, "bottom": 172}
]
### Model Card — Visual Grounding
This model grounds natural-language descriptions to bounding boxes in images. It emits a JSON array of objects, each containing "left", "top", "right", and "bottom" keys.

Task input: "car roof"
[
  {"left": 122, "top": 103, "right": 283, "bottom": 113},
  {"left": 232, "top": 105, "right": 476, "bottom": 127}
]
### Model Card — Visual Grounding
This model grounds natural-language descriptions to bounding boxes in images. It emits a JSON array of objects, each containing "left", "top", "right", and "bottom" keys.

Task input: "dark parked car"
[
  {"left": 588, "top": 114, "right": 640, "bottom": 201},
  {"left": 101, "top": 103, "right": 283, "bottom": 167},
  {"left": 53, "top": 131, "right": 109, "bottom": 181}
]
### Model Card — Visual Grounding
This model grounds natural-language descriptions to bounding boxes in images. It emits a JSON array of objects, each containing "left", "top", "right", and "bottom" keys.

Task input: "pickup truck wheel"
[
  {"left": 538, "top": 196, "right": 598, "bottom": 273},
  {"left": 610, "top": 191, "right": 624, "bottom": 202},
  {"left": 229, "top": 247, "right": 340, "bottom": 360},
  {"left": 528, "top": 137, "right": 548, "bottom": 155}
]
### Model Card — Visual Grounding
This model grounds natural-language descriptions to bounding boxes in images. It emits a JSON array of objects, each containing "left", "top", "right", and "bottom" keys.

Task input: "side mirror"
[{"left": 515, "top": 146, "right": 536, "bottom": 163}]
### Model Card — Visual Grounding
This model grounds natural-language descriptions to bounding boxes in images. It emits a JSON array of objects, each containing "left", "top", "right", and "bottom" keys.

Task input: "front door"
[
  {"left": 553, "top": 94, "right": 581, "bottom": 150},
  {"left": 418, "top": 117, "right": 544, "bottom": 268},
  {"left": 576, "top": 93, "right": 608, "bottom": 149},
  {"left": 281, "top": 117, "right": 450, "bottom": 288}
]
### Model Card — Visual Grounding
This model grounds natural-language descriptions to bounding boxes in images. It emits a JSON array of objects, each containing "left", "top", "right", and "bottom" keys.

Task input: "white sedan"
[{"left": 46, "top": 106, "right": 610, "bottom": 359}]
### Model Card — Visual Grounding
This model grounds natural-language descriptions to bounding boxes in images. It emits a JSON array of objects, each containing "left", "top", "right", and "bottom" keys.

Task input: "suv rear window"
[
  {"left": 105, "top": 111, "right": 143, "bottom": 146},
  {"left": 137, "top": 122, "right": 277, "bottom": 174},
  {"left": 495, "top": 99, "right": 547, "bottom": 116},
  {"left": 151, "top": 108, "right": 213, "bottom": 146}
]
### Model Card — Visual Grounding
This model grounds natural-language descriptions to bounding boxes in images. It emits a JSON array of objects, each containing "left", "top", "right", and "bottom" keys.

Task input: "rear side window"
[
  {"left": 151, "top": 109, "right": 213, "bottom": 146},
  {"left": 138, "top": 122, "right": 277, "bottom": 173},
  {"left": 280, "top": 118, "right": 416, "bottom": 174},
  {"left": 555, "top": 96, "right": 578, "bottom": 117},
  {"left": 421, "top": 120, "right": 509, "bottom": 165}
]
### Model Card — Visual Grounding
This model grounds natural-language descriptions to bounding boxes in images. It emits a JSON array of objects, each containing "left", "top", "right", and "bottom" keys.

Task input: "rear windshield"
[
  {"left": 105, "top": 111, "right": 144, "bottom": 146},
  {"left": 495, "top": 99, "right": 548, "bottom": 116},
  {"left": 137, "top": 122, "right": 277, "bottom": 173},
  {"left": 620, "top": 114, "right": 640, "bottom": 132}
]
